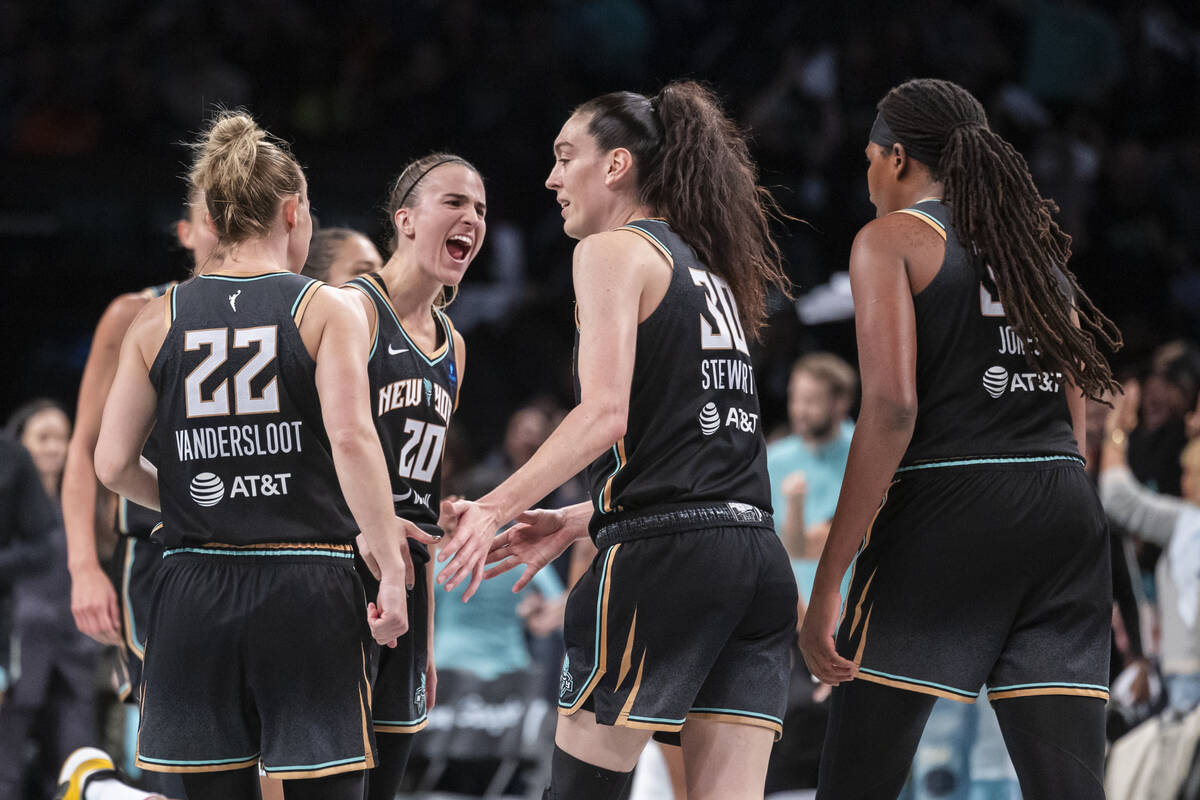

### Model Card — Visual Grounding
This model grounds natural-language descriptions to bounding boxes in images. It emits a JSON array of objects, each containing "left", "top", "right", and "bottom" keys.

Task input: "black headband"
[
  {"left": 868, "top": 111, "right": 942, "bottom": 168},
  {"left": 395, "top": 158, "right": 462, "bottom": 209}
]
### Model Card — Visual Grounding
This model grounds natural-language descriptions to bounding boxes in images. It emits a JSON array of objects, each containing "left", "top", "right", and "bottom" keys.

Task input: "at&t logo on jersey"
[
  {"left": 982, "top": 366, "right": 1063, "bottom": 398},
  {"left": 698, "top": 402, "right": 759, "bottom": 435},
  {"left": 188, "top": 471, "right": 293, "bottom": 506},
  {"left": 189, "top": 472, "right": 225, "bottom": 506}
]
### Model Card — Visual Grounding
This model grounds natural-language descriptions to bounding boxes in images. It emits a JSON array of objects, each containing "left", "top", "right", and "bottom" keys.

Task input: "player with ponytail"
[{"left": 441, "top": 82, "right": 797, "bottom": 799}]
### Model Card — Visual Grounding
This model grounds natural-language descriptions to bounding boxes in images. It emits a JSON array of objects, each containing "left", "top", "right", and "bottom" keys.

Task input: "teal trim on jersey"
[
  {"left": 374, "top": 713, "right": 428, "bottom": 727},
  {"left": 367, "top": 318, "right": 379, "bottom": 360},
  {"left": 595, "top": 443, "right": 624, "bottom": 515},
  {"left": 558, "top": 546, "right": 617, "bottom": 709},
  {"left": 901, "top": 206, "right": 945, "bottom": 231},
  {"left": 169, "top": 285, "right": 178, "bottom": 322},
  {"left": 622, "top": 220, "right": 674, "bottom": 256},
  {"left": 289, "top": 277, "right": 319, "bottom": 317},
  {"left": 162, "top": 546, "right": 354, "bottom": 559},
  {"left": 628, "top": 713, "right": 688, "bottom": 725},
  {"left": 138, "top": 753, "right": 260, "bottom": 766},
  {"left": 689, "top": 707, "right": 783, "bottom": 725},
  {"left": 986, "top": 681, "right": 1108, "bottom": 693},
  {"left": 857, "top": 667, "right": 978, "bottom": 698},
  {"left": 263, "top": 755, "right": 366, "bottom": 773},
  {"left": 896, "top": 455, "right": 1084, "bottom": 473},
  {"left": 359, "top": 278, "right": 449, "bottom": 367},
  {"left": 122, "top": 540, "right": 145, "bottom": 657},
  {"left": 199, "top": 273, "right": 292, "bottom": 283}
]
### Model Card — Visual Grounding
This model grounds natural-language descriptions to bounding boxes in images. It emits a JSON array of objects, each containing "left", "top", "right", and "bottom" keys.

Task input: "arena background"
[{"left": 5, "top": 0, "right": 1198, "bottom": 443}]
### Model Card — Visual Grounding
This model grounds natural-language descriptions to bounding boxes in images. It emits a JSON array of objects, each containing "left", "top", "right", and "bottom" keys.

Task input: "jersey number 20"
[
  {"left": 397, "top": 420, "right": 446, "bottom": 483},
  {"left": 184, "top": 326, "right": 279, "bottom": 418}
]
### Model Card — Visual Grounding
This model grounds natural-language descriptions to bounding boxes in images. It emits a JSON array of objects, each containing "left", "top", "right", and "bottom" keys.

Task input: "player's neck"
[
  {"left": 609, "top": 202, "right": 657, "bottom": 232},
  {"left": 210, "top": 237, "right": 292, "bottom": 276},
  {"left": 379, "top": 250, "right": 442, "bottom": 327},
  {"left": 895, "top": 181, "right": 944, "bottom": 211}
]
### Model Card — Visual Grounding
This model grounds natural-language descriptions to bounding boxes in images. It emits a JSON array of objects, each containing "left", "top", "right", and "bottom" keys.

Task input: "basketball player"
[
  {"left": 61, "top": 186, "right": 215, "bottom": 800},
  {"left": 797, "top": 78, "right": 1122, "bottom": 798},
  {"left": 302, "top": 227, "right": 382, "bottom": 286},
  {"left": 342, "top": 153, "right": 481, "bottom": 799},
  {"left": 439, "top": 82, "right": 797, "bottom": 800},
  {"left": 63, "top": 186, "right": 215, "bottom": 676},
  {"left": 94, "top": 111, "right": 428, "bottom": 800}
]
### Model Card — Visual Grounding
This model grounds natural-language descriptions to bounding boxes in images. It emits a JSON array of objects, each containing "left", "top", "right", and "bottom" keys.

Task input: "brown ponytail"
[{"left": 575, "top": 81, "right": 790, "bottom": 337}]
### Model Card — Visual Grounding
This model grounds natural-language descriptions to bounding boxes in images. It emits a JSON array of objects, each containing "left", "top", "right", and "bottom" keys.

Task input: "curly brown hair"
[{"left": 574, "top": 81, "right": 791, "bottom": 338}]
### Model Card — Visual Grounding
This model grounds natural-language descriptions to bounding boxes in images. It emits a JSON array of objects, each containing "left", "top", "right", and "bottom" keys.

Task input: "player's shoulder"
[{"left": 100, "top": 287, "right": 162, "bottom": 331}]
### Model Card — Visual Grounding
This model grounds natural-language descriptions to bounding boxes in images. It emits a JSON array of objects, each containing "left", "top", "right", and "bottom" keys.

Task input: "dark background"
[{"left": 3, "top": 0, "right": 1199, "bottom": 455}]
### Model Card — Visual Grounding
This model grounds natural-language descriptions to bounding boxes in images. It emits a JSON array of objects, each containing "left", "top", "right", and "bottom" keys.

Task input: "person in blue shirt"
[{"left": 766, "top": 353, "right": 856, "bottom": 600}]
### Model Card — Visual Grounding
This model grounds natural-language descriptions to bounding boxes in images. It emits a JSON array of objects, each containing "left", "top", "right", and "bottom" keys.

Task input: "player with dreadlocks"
[{"left": 798, "top": 78, "right": 1120, "bottom": 799}]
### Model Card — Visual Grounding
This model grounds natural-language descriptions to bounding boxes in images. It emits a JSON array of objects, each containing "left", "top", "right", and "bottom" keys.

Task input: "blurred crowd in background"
[{"left": 4, "top": 0, "right": 1200, "bottom": 797}]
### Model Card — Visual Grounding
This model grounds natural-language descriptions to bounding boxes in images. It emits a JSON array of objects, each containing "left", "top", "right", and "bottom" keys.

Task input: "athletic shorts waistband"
[
  {"left": 593, "top": 502, "right": 773, "bottom": 549},
  {"left": 896, "top": 454, "right": 1085, "bottom": 475},
  {"left": 162, "top": 541, "right": 356, "bottom": 562}
]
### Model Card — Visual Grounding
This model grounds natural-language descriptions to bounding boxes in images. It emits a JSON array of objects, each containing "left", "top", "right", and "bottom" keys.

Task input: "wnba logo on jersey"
[{"left": 189, "top": 472, "right": 226, "bottom": 506}]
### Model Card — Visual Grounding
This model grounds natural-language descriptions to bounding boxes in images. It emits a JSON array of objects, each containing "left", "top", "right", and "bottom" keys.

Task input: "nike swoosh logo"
[
  {"left": 393, "top": 489, "right": 413, "bottom": 502},
  {"left": 388, "top": 344, "right": 408, "bottom": 355}
]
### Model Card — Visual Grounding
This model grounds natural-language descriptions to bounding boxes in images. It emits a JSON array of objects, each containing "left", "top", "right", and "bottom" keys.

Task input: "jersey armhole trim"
[
  {"left": 616, "top": 224, "right": 675, "bottom": 266},
  {"left": 291, "top": 278, "right": 323, "bottom": 327},
  {"left": 164, "top": 284, "right": 177, "bottom": 325},
  {"left": 891, "top": 208, "right": 947, "bottom": 240},
  {"left": 344, "top": 281, "right": 380, "bottom": 359},
  {"left": 435, "top": 308, "right": 462, "bottom": 411}
]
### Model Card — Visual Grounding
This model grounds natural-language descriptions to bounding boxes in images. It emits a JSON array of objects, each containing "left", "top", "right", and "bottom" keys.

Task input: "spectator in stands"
[
  {"left": 0, "top": 400, "right": 95, "bottom": 799},
  {"left": 767, "top": 353, "right": 856, "bottom": 599},
  {"left": 1101, "top": 379, "right": 1200, "bottom": 713}
]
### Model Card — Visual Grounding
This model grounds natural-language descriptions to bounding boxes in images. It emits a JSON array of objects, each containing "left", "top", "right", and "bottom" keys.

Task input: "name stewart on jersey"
[
  {"left": 348, "top": 272, "right": 459, "bottom": 549},
  {"left": 576, "top": 219, "right": 771, "bottom": 537}
]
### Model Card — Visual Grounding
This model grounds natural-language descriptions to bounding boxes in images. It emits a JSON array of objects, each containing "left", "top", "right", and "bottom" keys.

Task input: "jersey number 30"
[
  {"left": 184, "top": 326, "right": 279, "bottom": 418},
  {"left": 690, "top": 268, "right": 749, "bottom": 355}
]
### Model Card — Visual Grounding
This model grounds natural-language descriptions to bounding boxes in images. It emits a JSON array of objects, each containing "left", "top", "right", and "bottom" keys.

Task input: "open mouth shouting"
[{"left": 446, "top": 233, "right": 474, "bottom": 262}]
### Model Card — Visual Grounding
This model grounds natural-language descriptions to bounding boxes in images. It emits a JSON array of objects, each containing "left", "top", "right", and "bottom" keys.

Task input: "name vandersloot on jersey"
[{"left": 174, "top": 420, "right": 305, "bottom": 462}]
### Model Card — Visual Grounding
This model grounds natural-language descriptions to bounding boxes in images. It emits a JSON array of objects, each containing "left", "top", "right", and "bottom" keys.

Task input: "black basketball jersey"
[
  {"left": 898, "top": 199, "right": 1079, "bottom": 466},
  {"left": 148, "top": 271, "right": 355, "bottom": 546},
  {"left": 574, "top": 219, "right": 771, "bottom": 537},
  {"left": 346, "top": 273, "right": 458, "bottom": 561},
  {"left": 121, "top": 281, "right": 175, "bottom": 539}
]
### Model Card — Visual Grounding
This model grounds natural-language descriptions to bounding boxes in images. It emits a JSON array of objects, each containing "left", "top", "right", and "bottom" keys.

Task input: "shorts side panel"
[{"left": 357, "top": 555, "right": 430, "bottom": 733}]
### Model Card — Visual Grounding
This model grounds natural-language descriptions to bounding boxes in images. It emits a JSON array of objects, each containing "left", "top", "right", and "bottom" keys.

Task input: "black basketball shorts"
[
  {"left": 837, "top": 457, "right": 1111, "bottom": 704},
  {"left": 355, "top": 551, "right": 429, "bottom": 735},
  {"left": 108, "top": 534, "right": 162, "bottom": 703},
  {"left": 136, "top": 542, "right": 376, "bottom": 779},
  {"left": 558, "top": 510, "right": 798, "bottom": 740}
]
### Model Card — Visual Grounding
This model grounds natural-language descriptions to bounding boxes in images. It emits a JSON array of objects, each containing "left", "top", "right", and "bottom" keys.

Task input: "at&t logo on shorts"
[{"left": 189, "top": 472, "right": 226, "bottom": 507}]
